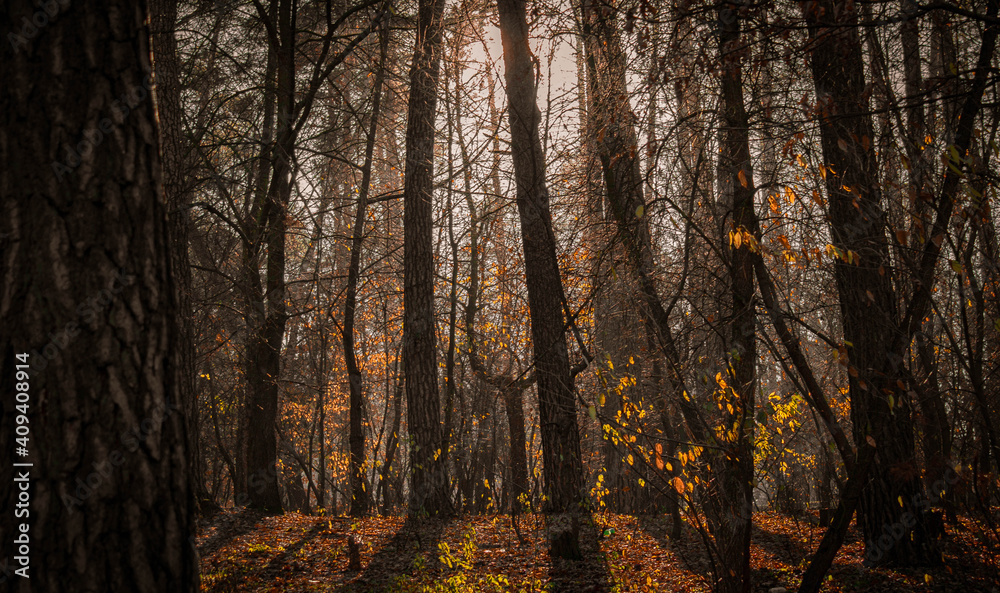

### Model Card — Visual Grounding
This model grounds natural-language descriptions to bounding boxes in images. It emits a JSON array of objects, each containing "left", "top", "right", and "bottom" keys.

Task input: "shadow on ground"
[
  {"left": 637, "top": 514, "right": 715, "bottom": 580},
  {"left": 342, "top": 516, "right": 446, "bottom": 592},
  {"left": 197, "top": 507, "right": 273, "bottom": 559},
  {"left": 546, "top": 515, "right": 613, "bottom": 592}
]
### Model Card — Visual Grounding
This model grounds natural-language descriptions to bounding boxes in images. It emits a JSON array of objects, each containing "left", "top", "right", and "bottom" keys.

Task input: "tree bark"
[
  {"left": 150, "top": 0, "right": 213, "bottom": 510},
  {"left": 800, "top": 0, "right": 935, "bottom": 565},
  {"left": 0, "top": 0, "right": 199, "bottom": 590},
  {"left": 714, "top": 2, "right": 758, "bottom": 590},
  {"left": 497, "top": 0, "right": 585, "bottom": 519},
  {"left": 403, "top": 0, "right": 451, "bottom": 517}
]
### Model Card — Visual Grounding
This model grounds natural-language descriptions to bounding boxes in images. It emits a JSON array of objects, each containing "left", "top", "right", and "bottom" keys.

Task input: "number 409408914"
[{"left": 14, "top": 353, "right": 30, "bottom": 451}]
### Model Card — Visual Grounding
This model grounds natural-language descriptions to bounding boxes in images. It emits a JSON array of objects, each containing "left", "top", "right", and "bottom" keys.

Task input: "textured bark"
[
  {"left": 0, "top": 0, "right": 198, "bottom": 590},
  {"left": 150, "top": 0, "right": 210, "bottom": 509},
  {"left": 714, "top": 3, "right": 757, "bottom": 590},
  {"left": 800, "top": 0, "right": 934, "bottom": 565},
  {"left": 403, "top": 0, "right": 451, "bottom": 517},
  {"left": 497, "top": 0, "right": 585, "bottom": 517}
]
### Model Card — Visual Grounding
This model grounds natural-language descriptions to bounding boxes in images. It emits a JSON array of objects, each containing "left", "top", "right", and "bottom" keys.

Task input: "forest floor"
[{"left": 197, "top": 508, "right": 999, "bottom": 592}]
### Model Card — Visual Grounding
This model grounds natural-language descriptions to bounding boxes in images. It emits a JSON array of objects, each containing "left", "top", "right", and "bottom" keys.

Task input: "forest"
[{"left": 1, "top": 0, "right": 999, "bottom": 591}]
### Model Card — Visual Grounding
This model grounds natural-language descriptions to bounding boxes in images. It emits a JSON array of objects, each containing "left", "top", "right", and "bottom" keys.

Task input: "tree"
[
  {"left": 404, "top": 0, "right": 452, "bottom": 517},
  {"left": 712, "top": 2, "right": 758, "bottom": 589},
  {"left": 497, "top": 0, "right": 585, "bottom": 538},
  {"left": 150, "top": 0, "right": 212, "bottom": 510},
  {"left": 800, "top": 0, "right": 931, "bottom": 565},
  {"left": 0, "top": 0, "right": 198, "bottom": 590},
  {"left": 344, "top": 12, "right": 390, "bottom": 518}
]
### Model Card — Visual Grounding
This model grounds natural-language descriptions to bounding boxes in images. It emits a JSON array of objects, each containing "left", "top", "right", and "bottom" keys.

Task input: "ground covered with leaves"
[{"left": 197, "top": 509, "right": 999, "bottom": 592}]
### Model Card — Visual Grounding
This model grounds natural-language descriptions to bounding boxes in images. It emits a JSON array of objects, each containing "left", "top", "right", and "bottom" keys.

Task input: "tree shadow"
[
  {"left": 545, "top": 515, "right": 613, "bottom": 592},
  {"left": 636, "top": 514, "right": 715, "bottom": 580},
  {"left": 752, "top": 523, "right": 810, "bottom": 563},
  {"left": 197, "top": 507, "right": 271, "bottom": 559},
  {"left": 342, "top": 516, "right": 447, "bottom": 592},
  {"left": 259, "top": 520, "right": 327, "bottom": 574}
]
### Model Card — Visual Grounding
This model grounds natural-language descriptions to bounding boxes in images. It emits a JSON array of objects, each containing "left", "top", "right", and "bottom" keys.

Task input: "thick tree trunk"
[
  {"left": 497, "top": 0, "right": 585, "bottom": 520},
  {"left": 150, "top": 0, "right": 213, "bottom": 511},
  {"left": 0, "top": 1, "right": 199, "bottom": 590},
  {"left": 403, "top": 0, "right": 451, "bottom": 517},
  {"left": 800, "top": 0, "right": 933, "bottom": 565}
]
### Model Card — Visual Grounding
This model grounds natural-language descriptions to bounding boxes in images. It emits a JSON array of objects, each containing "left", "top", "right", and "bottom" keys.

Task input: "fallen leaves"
[{"left": 196, "top": 510, "right": 999, "bottom": 592}]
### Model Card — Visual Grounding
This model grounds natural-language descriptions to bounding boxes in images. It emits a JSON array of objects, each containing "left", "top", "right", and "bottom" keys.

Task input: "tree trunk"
[
  {"left": 344, "top": 18, "right": 388, "bottom": 518},
  {"left": 246, "top": 0, "right": 298, "bottom": 514},
  {"left": 497, "top": 0, "right": 585, "bottom": 519},
  {"left": 0, "top": 1, "right": 199, "bottom": 590},
  {"left": 149, "top": 0, "right": 209, "bottom": 509},
  {"left": 800, "top": 0, "right": 932, "bottom": 565},
  {"left": 403, "top": 0, "right": 451, "bottom": 517},
  {"left": 714, "top": 2, "right": 758, "bottom": 590}
]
